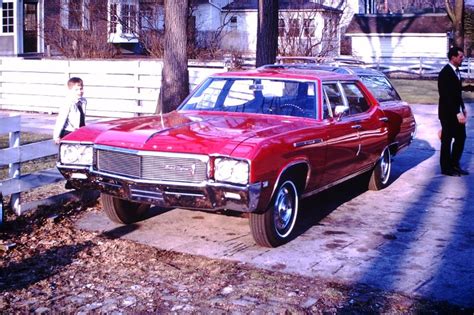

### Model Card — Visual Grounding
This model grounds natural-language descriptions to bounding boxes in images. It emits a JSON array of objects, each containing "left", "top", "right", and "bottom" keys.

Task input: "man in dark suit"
[{"left": 438, "top": 47, "right": 469, "bottom": 176}]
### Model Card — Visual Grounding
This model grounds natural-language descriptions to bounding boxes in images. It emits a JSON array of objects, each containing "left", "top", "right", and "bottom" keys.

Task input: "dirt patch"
[{"left": 0, "top": 190, "right": 470, "bottom": 313}]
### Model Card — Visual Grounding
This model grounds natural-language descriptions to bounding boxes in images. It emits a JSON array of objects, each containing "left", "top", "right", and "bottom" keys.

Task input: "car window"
[
  {"left": 187, "top": 79, "right": 226, "bottom": 109},
  {"left": 341, "top": 83, "right": 370, "bottom": 114},
  {"left": 322, "top": 83, "right": 344, "bottom": 118},
  {"left": 223, "top": 80, "right": 255, "bottom": 107},
  {"left": 180, "top": 78, "right": 317, "bottom": 119},
  {"left": 359, "top": 75, "right": 401, "bottom": 102}
]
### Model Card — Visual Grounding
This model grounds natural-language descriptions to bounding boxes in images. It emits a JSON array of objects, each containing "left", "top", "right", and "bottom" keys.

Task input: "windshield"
[
  {"left": 359, "top": 75, "right": 401, "bottom": 102},
  {"left": 180, "top": 77, "right": 317, "bottom": 119}
]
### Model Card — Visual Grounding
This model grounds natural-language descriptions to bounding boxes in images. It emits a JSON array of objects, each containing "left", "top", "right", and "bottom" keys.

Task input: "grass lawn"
[{"left": 391, "top": 78, "right": 474, "bottom": 105}]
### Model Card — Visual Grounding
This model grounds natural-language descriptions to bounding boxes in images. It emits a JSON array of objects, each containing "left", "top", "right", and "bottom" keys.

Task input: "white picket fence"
[
  {"left": 354, "top": 56, "right": 474, "bottom": 79},
  {"left": 0, "top": 58, "right": 226, "bottom": 118}
]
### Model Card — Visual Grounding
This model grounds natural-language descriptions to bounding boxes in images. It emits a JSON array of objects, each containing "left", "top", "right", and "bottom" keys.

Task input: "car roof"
[
  {"left": 212, "top": 67, "right": 360, "bottom": 82},
  {"left": 258, "top": 63, "right": 387, "bottom": 77}
]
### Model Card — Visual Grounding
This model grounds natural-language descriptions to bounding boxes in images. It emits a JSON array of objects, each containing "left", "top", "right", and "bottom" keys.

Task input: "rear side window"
[
  {"left": 360, "top": 76, "right": 401, "bottom": 102},
  {"left": 341, "top": 83, "right": 370, "bottom": 114}
]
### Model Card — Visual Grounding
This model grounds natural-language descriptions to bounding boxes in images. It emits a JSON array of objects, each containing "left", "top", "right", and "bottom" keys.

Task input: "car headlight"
[
  {"left": 214, "top": 157, "right": 249, "bottom": 185},
  {"left": 60, "top": 143, "right": 93, "bottom": 165}
]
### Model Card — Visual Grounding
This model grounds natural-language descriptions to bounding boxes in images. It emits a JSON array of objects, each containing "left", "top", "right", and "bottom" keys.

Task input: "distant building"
[{"left": 344, "top": 13, "right": 452, "bottom": 60}]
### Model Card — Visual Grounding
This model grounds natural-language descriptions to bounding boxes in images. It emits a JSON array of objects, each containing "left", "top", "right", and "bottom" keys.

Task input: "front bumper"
[{"left": 58, "top": 164, "right": 262, "bottom": 212}]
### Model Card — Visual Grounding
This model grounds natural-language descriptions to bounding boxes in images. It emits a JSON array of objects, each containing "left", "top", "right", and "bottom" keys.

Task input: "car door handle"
[
  {"left": 379, "top": 117, "right": 389, "bottom": 122},
  {"left": 351, "top": 124, "right": 361, "bottom": 129}
]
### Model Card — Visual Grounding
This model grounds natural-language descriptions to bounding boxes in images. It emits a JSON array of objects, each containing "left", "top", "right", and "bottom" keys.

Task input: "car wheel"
[
  {"left": 101, "top": 193, "right": 150, "bottom": 224},
  {"left": 249, "top": 180, "right": 299, "bottom": 247},
  {"left": 368, "top": 148, "right": 391, "bottom": 191}
]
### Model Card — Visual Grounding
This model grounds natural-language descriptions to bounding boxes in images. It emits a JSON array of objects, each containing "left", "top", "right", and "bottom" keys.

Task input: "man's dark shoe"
[
  {"left": 452, "top": 166, "right": 469, "bottom": 175},
  {"left": 441, "top": 169, "right": 461, "bottom": 176}
]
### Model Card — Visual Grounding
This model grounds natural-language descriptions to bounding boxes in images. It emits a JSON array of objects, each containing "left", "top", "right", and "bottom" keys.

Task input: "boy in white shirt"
[{"left": 53, "top": 77, "right": 87, "bottom": 144}]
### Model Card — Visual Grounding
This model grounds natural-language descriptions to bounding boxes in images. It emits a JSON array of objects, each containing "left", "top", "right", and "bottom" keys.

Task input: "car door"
[
  {"left": 339, "top": 82, "right": 387, "bottom": 172},
  {"left": 320, "top": 82, "right": 363, "bottom": 186}
]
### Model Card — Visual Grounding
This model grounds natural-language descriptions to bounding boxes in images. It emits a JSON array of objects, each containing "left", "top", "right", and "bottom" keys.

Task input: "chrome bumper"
[{"left": 57, "top": 165, "right": 262, "bottom": 213}]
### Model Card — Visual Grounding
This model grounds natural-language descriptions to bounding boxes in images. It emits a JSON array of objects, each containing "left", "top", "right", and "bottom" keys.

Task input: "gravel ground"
[{"left": 0, "top": 187, "right": 472, "bottom": 314}]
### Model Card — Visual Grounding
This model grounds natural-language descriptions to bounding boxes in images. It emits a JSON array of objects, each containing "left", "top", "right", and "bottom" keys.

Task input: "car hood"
[{"left": 86, "top": 111, "right": 306, "bottom": 157}]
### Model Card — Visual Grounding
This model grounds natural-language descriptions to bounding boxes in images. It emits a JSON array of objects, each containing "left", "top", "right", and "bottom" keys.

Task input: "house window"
[
  {"left": 139, "top": 6, "right": 153, "bottom": 30},
  {"left": 122, "top": 4, "right": 137, "bottom": 34},
  {"left": 68, "top": 1, "right": 83, "bottom": 29},
  {"left": 107, "top": 0, "right": 139, "bottom": 42},
  {"left": 322, "top": 15, "right": 338, "bottom": 42},
  {"left": 2, "top": 1, "right": 14, "bottom": 33},
  {"left": 229, "top": 15, "right": 237, "bottom": 29},
  {"left": 278, "top": 18, "right": 285, "bottom": 37},
  {"left": 303, "top": 18, "right": 315, "bottom": 37},
  {"left": 288, "top": 18, "right": 299, "bottom": 37},
  {"left": 110, "top": 3, "right": 118, "bottom": 33},
  {"left": 61, "top": 0, "right": 89, "bottom": 30}
]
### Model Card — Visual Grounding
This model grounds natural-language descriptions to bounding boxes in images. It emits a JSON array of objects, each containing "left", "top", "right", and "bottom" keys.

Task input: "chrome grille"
[
  {"left": 95, "top": 148, "right": 208, "bottom": 183},
  {"left": 141, "top": 155, "right": 207, "bottom": 182},
  {"left": 97, "top": 150, "right": 141, "bottom": 178}
]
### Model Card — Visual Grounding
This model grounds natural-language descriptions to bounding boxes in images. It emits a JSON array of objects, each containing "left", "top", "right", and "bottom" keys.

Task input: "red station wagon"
[{"left": 57, "top": 67, "right": 416, "bottom": 247}]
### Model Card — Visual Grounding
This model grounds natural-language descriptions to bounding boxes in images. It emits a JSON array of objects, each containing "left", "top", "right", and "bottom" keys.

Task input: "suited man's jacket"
[{"left": 438, "top": 64, "right": 464, "bottom": 122}]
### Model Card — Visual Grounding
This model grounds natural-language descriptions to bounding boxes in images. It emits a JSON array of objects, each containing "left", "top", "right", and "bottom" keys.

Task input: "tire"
[
  {"left": 368, "top": 148, "right": 392, "bottom": 191},
  {"left": 249, "top": 180, "right": 299, "bottom": 247},
  {"left": 101, "top": 193, "right": 150, "bottom": 224}
]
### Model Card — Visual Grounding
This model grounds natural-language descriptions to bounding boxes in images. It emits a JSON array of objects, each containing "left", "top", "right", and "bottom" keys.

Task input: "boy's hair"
[{"left": 67, "top": 77, "right": 83, "bottom": 89}]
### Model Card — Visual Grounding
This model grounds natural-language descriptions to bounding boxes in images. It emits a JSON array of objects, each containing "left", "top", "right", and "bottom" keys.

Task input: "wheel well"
[
  {"left": 278, "top": 163, "right": 308, "bottom": 195},
  {"left": 388, "top": 142, "right": 398, "bottom": 156}
]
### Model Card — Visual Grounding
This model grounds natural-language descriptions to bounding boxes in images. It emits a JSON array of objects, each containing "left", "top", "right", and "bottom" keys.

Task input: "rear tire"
[
  {"left": 368, "top": 148, "right": 391, "bottom": 191},
  {"left": 101, "top": 193, "right": 150, "bottom": 224},
  {"left": 249, "top": 180, "right": 299, "bottom": 247}
]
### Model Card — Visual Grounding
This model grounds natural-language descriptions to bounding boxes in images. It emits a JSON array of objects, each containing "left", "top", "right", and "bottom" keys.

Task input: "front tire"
[
  {"left": 368, "top": 148, "right": 392, "bottom": 191},
  {"left": 249, "top": 180, "right": 299, "bottom": 247},
  {"left": 101, "top": 193, "right": 150, "bottom": 224}
]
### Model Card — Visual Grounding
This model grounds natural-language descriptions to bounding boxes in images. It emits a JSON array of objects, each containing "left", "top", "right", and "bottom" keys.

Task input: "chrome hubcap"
[
  {"left": 380, "top": 149, "right": 391, "bottom": 184},
  {"left": 273, "top": 181, "right": 298, "bottom": 238}
]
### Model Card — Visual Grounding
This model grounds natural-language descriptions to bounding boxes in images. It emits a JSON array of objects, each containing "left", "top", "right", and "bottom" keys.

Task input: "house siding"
[
  {"left": 345, "top": 13, "right": 451, "bottom": 60},
  {"left": 0, "top": 36, "right": 14, "bottom": 55},
  {"left": 351, "top": 34, "right": 448, "bottom": 59},
  {"left": 221, "top": 11, "right": 258, "bottom": 53}
]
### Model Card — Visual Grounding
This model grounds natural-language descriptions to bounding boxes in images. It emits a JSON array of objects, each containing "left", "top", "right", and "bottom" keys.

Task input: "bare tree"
[
  {"left": 157, "top": 0, "right": 190, "bottom": 114},
  {"left": 191, "top": 7, "right": 235, "bottom": 60},
  {"left": 277, "top": 2, "right": 343, "bottom": 58},
  {"left": 256, "top": 0, "right": 279, "bottom": 67},
  {"left": 380, "top": 0, "right": 445, "bottom": 13},
  {"left": 44, "top": 1, "right": 119, "bottom": 58},
  {"left": 446, "top": 0, "right": 465, "bottom": 49}
]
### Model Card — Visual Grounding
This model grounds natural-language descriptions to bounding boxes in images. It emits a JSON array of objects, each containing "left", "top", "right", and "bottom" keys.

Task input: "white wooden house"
[
  {"left": 0, "top": 0, "right": 359, "bottom": 57},
  {"left": 220, "top": 0, "right": 344, "bottom": 55},
  {"left": 344, "top": 13, "right": 452, "bottom": 61}
]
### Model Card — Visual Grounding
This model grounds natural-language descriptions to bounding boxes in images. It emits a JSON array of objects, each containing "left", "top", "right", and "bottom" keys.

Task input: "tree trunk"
[
  {"left": 445, "top": 0, "right": 464, "bottom": 49},
  {"left": 156, "top": 0, "right": 189, "bottom": 114},
  {"left": 255, "top": 0, "right": 279, "bottom": 67}
]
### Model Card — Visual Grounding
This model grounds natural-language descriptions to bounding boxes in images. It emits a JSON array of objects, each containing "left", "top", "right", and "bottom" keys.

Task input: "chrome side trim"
[
  {"left": 270, "top": 160, "right": 310, "bottom": 200},
  {"left": 301, "top": 165, "right": 373, "bottom": 199},
  {"left": 293, "top": 138, "right": 323, "bottom": 148}
]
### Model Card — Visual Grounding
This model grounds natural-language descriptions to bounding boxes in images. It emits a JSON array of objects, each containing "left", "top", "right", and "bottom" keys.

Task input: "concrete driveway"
[{"left": 77, "top": 104, "right": 474, "bottom": 308}]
